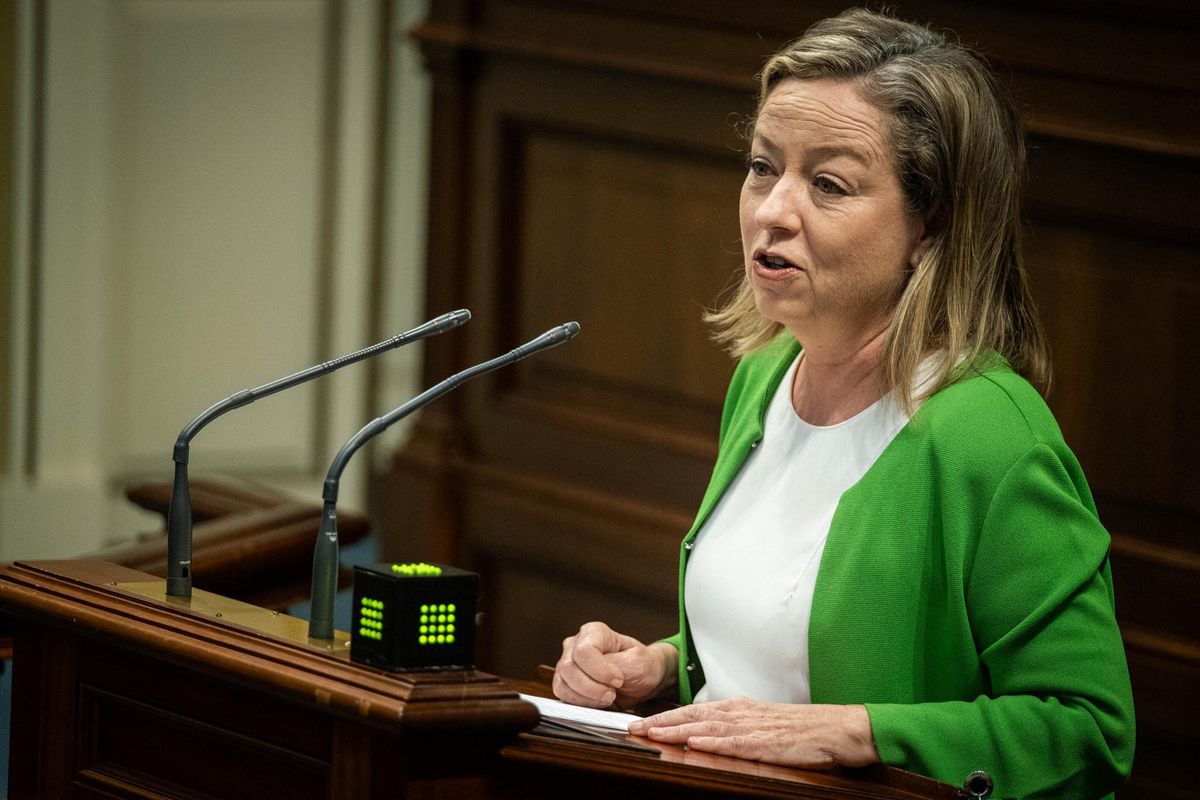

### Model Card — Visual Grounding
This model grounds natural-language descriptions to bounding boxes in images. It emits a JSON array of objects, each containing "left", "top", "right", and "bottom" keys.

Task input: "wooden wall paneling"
[
  {"left": 375, "top": 11, "right": 480, "bottom": 567},
  {"left": 471, "top": 59, "right": 745, "bottom": 502},
  {"left": 1120, "top": 641, "right": 1200, "bottom": 800},
  {"left": 459, "top": 465, "right": 684, "bottom": 676},
  {"left": 394, "top": 2, "right": 1200, "bottom": 794},
  {"left": 1020, "top": 113, "right": 1200, "bottom": 799},
  {"left": 457, "top": 56, "right": 750, "bottom": 671}
]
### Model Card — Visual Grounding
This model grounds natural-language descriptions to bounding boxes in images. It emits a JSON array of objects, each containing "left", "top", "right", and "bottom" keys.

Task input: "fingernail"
[
  {"left": 611, "top": 678, "right": 624, "bottom": 689},
  {"left": 628, "top": 721, "right": 644, "bottom": 733}
]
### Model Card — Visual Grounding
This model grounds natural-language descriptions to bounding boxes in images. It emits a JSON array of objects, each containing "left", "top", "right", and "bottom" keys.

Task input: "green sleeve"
[
  {"left": 659, "top": 632, "right": 683, "bottom": 651},
  {"left": 867, "top": 443, "right": 1135, "bottom": 799}
]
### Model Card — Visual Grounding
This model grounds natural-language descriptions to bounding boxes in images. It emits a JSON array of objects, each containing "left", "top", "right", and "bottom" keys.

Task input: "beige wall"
[
  {"left": 0, "top": 0, "right": 429, "bottom": 560},
  {"left": 0, "top": 0, "right": 14, "bottom": 474}
]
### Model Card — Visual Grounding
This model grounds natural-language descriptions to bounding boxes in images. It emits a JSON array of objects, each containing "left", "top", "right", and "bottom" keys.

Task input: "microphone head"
[
  {"left": 437, "top": 308, "right": 472, "bottom": 329},
  {"left": 538, "top": 321, "right": 581, "bottom": 348},
  {"left": 510, "top": 321, "right": 581, "bottom": 359}
]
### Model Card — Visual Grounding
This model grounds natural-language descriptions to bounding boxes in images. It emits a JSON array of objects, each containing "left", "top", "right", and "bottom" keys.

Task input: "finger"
[
  {"left": 630, "top": 701, "right": 710, "bottom": 733},
  {"left": 640, "top": 719, "right": 732, "bottom": 744},
  {"left": 552, "top": 667, "right": 613, "bottom": 708},
  {"left": 556, "top": 658, "right": 617, "bottom": 706},
  {"left": 555, "top": 632, "right": 615, "bottom": 701},
  {"left": 571, "top": 641, "right": 625, "bottom": 690},
  {"left": 610, "top": 645, "right": 664, "bottom": 688},
  {"left": 558, "top": 634, "right": 577, "bottom": 661},
  {"left": 684, "top": 735, "right": 766, "bottom": 761}
]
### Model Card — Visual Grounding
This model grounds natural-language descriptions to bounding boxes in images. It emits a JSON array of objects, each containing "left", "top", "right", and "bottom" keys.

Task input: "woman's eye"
[
  {"left": 814, "top": 175, "right": 847, "bottom": 195},
  {"left": 747, "top": 158, "right": 772, "bottom": 178}
]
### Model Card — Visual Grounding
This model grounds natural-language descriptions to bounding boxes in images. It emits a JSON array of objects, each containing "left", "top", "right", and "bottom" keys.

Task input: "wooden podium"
[{"left": 0, "top": 560, "right": 960, "bottom": 799}]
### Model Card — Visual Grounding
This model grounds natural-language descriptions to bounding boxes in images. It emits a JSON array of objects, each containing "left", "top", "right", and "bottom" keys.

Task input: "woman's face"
[{"left": 740, "top": 78, "right": 930, "bottom": 348}]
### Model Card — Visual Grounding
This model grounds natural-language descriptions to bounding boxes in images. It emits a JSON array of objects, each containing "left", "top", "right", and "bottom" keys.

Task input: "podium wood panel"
[{"left": 0, "top": 560, "right": 957, "bottom": 799}]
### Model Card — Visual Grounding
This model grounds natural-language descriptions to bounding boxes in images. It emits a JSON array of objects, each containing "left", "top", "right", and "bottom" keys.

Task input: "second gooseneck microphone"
[
  {"left": 307, "top": 321, "right": 581, "bottom": 640},
  {"left": 165, "top": 309, "right": 471, "bottom": 599}
]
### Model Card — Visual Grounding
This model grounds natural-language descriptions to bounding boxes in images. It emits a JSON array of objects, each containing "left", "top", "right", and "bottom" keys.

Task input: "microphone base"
[
  {"left": 165, "top": 576, "right": 192, "bottom": 599},
  {"left": 308, "top": 617, "right": 335, "bottom": 641}
]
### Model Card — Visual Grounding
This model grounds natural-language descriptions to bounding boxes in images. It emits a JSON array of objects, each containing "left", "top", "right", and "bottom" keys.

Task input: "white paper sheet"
[{"left": 519, "top": 693, "right": 643, "bottom": 732}]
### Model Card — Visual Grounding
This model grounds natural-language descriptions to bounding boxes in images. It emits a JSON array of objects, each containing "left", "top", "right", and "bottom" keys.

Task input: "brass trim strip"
[{"left": 118, "top": 580, "right": 352, "bottom": 656}]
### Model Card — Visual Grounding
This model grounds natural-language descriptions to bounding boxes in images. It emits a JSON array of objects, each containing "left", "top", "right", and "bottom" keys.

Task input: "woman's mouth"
[{"left": 753, "top": 252, "right": 801, "bottom": 279}]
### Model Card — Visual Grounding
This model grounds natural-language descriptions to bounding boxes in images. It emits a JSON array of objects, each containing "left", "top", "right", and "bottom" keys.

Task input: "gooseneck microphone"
[
  {"left": 165, "top": 309, "right": 472, "bottom": 599},
  {"left": 307, "top": 321, "right": 581, "bottom": 640}
]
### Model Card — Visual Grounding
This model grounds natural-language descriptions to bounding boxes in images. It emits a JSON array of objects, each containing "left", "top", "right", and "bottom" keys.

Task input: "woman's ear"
[{"left": 909, "top": 203, "right": 942, "bottom": 268}]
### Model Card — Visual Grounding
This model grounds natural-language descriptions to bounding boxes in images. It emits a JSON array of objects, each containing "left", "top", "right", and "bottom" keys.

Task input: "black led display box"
[{"left": 349, "top": 562, "right": 477, "bottom": 672}]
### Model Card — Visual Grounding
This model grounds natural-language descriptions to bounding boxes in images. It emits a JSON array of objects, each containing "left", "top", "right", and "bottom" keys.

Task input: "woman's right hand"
[{"left": 552, "top": 621, "right": 678, "bottom": 709}]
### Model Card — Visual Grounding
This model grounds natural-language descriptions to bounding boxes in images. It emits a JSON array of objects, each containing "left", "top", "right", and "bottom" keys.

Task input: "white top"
[{"left": 684, "top": 353, "right": 913, "bottom": 704}]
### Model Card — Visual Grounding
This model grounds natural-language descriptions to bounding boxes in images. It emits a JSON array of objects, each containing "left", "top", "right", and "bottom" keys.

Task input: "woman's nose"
[{"left": 755, "top": 179, "right": 803, "bottom": 233}]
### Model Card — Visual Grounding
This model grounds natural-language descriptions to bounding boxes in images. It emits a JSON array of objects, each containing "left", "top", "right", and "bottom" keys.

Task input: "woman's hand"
[
  {"left": 627, "top": 697, "right": 879, "bottom": 769},
  {"left": 553, "top": 621, "right": 678, "bottom": 709}
]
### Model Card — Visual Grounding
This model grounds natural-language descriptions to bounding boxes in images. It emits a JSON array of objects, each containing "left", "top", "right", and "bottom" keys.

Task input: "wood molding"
[{"left": 410, "top": 0, "right": 1200, "bottom": 158}]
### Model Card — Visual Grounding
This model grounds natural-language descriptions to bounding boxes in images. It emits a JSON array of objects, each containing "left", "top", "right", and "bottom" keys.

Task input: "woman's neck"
[{"left": 791, "top": 325, "right": 889, "bottom": 426}]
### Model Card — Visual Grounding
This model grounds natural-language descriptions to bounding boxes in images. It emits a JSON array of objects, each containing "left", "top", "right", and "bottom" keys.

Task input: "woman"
[{"left": 552, "top": 8, "right": 1135, "bottom": 799}]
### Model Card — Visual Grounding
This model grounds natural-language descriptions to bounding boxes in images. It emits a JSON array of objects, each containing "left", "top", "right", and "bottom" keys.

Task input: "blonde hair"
[{"left": 707, "top": 8, "right": 1050, "bottom": 411}]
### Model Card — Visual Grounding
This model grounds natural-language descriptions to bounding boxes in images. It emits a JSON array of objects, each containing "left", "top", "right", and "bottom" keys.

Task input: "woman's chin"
[{"left": 752, "top": 293, "right": 811, "bottom": 333}]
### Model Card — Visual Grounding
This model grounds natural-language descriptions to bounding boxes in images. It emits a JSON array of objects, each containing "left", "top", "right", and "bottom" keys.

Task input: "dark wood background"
[{"left": 376, "top": 2, "right": 1200, "bottom": 796}]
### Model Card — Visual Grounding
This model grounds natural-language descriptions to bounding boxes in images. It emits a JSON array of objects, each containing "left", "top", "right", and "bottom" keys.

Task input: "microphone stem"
[
  {"left": 163, "top": 309, "right": 470, "bottom": 600},
  {"left": 308, "top": 501, "right": 340, "bottom": 641},
  {"left": 306, "top": 321, "right": 579, "bottom": 640},
  {"left": 165, "top": 457, "right": 192, "bottom": 597}
]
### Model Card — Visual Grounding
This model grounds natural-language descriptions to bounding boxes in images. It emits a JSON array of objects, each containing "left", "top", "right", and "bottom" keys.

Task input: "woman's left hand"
[{"left": 627, "top": 697, "right": 880, "bottom": 769}]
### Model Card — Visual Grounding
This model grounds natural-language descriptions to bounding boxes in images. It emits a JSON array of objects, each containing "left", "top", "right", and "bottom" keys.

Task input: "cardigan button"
[
  {"left": 683, "top": 541, "right": 695, "bottom": 551},
  {"left": 962, "top": 771, "right": 994, "bottom": 800},
  {"left": 750, "top": 439, "right": 760, "bottom": 449},
  {"left": 685, "top": 662, "right": 696, "bottom": 672}
]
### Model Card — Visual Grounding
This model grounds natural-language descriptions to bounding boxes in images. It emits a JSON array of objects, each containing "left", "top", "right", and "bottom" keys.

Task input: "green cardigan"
[{"left": 665, "top": 335, "right": 1135, "bottom": 799}]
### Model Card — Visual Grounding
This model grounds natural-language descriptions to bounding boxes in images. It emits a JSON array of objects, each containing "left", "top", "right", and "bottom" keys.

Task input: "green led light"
[
  {"left": 436, "top": 635, "right": 445, "bottom": 644},
  {"left": 448, "top": 603, "right": 456, "bottom": 612},
  {"left": 392, "top": 562, "right": 444, "bottom": 577},
  {"left": 420, "top": 604, "right": 429, "bottom": 613},
  {"left": 419, "top": 635, "right": 427, "bottom": 645},
  {"left": 447, "top": 623, "right": 455, "bottom": 633},
  {"left": 447, "top": 634, "right": 455, "bottom": 643},
  {"left": 419, "top": 625, "right": 428, "bottom": 634},
  {"left": 447, "top": 614, "right": 455, "bottom": 623},
  {"left": 437, "top": 614, "right": 445, "bottom": 623}
]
